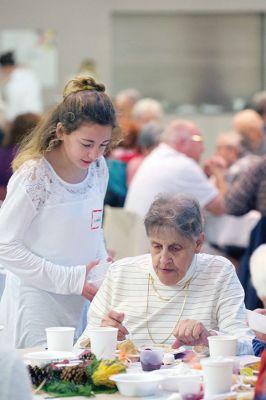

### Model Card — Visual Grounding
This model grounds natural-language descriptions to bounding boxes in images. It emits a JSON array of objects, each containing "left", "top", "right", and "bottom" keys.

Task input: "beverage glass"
[
  {"left": 88, "top": 327, "right": 118, "bottom": 360},
  {"left": 45, "top": 327, "right": 75, "bottom": 351},
  {"left": 140, "top": 348, "right": 164, "bottom": 371},
  {"left": 201, "top": 357, "right": 234, "bottom": 397},
  {"left": 208, "top": 335, "right": 237, "bottom": 357}
]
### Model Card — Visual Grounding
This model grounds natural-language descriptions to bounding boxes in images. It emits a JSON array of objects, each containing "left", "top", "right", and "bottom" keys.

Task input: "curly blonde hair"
[{"left": 13, "top": 75, "right": 120, "bottom": 171}]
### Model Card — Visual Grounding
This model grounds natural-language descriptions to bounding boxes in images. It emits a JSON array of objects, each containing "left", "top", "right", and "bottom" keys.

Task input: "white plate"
[{"left": 24, "top": 351, "right": 76, "bottom": 366}]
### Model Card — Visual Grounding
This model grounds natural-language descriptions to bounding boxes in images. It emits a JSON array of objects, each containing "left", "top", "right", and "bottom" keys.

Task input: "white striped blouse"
[{"left": 78, "top": 253, "right": 253, "bottom": 354}]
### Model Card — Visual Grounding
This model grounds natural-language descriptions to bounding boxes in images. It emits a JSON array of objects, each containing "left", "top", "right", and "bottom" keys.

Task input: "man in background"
[
  {"left": 0, "top": 51, "right": 43, "bottom": 121},
  {"left": 125, "top": 119, "right": 224, "bottom": 217}
]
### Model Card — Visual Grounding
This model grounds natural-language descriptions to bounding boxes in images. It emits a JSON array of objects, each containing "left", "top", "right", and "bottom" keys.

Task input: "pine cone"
[
  {"left": 27, "top": 365, "right": 50, "bottom": 387},
  {"left": 79, "top": 349, "right": 94, "bottom": 362},
  {"left": 60, "top": 365, "right": 87, "bottom": 385}
]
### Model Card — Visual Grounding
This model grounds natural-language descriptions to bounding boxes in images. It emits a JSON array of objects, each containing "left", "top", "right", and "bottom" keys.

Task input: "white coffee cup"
[
  {"left": 201, "top": 357, "right": 234, "bottom": 397},
  {"left": 45, "top": 327, "right": 75, "bottom": 351},
  {"left": 208, "top": 335, "right": 237, "bottom": 357},
  {"left": 88, "top": 326, "right": 118, "bottom": 360},
  {"left": 178, "top": 378, "right": 202, "bottom": 399}
]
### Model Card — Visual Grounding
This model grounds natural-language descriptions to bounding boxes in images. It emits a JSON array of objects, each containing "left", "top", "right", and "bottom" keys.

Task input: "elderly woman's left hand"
[{"left": 172, "top": 319, "right": 211, "bottom": 348}]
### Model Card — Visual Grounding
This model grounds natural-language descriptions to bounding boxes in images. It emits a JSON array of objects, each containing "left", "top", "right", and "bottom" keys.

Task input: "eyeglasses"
[{"left": 191, "top": 134, "right": 203, "bottom": 142}]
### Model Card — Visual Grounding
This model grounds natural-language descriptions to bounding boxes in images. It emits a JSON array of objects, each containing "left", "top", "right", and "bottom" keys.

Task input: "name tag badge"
[{"left": 91, "top": 209, "right": 103, "bottom": 230}]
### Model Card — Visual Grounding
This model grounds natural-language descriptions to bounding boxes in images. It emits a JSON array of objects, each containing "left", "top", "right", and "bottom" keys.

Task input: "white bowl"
[
  {"left": 152, "top": 368, "right": 202, "bottom": 392},
  {"left": 24, "top": 351, "right": 76, "bottom": 367},
  {"left": 110, "top": 373, "right": 163, "bottom": 397}
]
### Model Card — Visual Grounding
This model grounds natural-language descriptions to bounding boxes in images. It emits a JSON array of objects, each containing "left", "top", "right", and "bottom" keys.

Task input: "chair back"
[{"left": 103, "top": 206, "right": 150, "bottom": 260}]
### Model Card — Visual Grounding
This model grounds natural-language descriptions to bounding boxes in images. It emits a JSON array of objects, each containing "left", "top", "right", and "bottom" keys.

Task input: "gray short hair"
[
  {"left": 144, "top": 193, "right": 204, "bottom": 241},
  {"left": 137, "top": 122, "right": 163, "bottom": 150},
  {"left": 132, "top": 98, "right": 163, "bottom": 121}
]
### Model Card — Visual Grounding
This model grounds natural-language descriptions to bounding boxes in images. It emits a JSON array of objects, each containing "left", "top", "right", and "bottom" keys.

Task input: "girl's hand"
[
  {"left": 81, "top": 260, "right": 100, "bottom": 300},
  {"left": 81, "top": 280, "right": 98, "bottom": 301},
  {"left": 86, "top": 260, "right": 100, "bottom": 275}
]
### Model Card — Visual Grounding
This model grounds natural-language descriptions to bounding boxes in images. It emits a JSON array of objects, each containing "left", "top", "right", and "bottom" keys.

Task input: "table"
[
  {"left": 33, "top": 392, "right": 171, "bottom": 400},
  {"left": 20, "top": 348, "right": 258, "bottom": 400}
]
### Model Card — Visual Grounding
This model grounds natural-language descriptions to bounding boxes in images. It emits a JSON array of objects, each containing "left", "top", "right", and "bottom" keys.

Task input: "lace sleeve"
[
  {"left": 0, "top": 161, "right": 87, "bottom": 295},
  {"left": 16, "top": 159, "right": 48, "bottom": 212}
]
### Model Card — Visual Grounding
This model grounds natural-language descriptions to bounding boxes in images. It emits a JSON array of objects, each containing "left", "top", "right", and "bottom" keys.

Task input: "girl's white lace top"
[{"left": 0, "top": 156, "right": 108, "bottom": 347}]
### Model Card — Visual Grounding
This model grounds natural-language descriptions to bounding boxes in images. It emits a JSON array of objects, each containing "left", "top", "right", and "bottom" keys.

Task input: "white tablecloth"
[{"left": 20, "top": 348, "right": 258, "bottom": 400}]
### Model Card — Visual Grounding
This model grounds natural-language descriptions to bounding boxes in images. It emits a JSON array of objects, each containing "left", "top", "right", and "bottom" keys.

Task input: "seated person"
[
  {"left": 77, "top": 193, "right": 253, "bottom": 354},
  {"left": 127, "top": 121, "right": 163, "bottom": 186},
  {"left": 250, "top": 244, "right": 266, "bottom": 356}
]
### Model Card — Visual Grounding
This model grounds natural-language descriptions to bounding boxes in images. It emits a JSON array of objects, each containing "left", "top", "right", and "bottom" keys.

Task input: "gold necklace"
[
  {"left": 146, "top": 274, "right": 192, "bottom": 345},
  {"left": 150, "top": 275, "right": 179, "bottom": 301}
]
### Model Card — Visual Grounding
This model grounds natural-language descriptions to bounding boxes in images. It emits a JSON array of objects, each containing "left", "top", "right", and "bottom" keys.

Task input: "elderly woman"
[{"left": 78, "top": 193, "right": 253, "bottom": 354}]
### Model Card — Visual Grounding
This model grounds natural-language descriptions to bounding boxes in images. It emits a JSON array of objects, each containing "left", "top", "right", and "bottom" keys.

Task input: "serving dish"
[
  {"left": 24, "top": 350, "right": 76, "bottom": 367},
  {"left": 110, "top": 373, "right": 163, "bottom": 397},
  {"left": 152, "top": 364, "right": 202, "bottom": 392}
]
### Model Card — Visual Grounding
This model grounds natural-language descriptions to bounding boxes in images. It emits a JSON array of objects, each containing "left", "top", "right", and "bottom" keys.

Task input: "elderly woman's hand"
[
  {"left": 101, "top": 310, "right": 129, "bottom": 341},
  {"left": 172, "top": 319, "right": 211, "bottom": 348}
]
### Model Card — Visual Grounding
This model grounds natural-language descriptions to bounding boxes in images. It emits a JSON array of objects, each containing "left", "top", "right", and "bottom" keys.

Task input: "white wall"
[
  {"left": 1, "top": 0, "right": 266, "bottom": 103},
  {"left": 1, "top": 0, "right": 265, "bottom": 157}
]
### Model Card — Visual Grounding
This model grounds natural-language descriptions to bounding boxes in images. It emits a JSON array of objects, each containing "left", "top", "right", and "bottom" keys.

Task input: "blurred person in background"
[
  {"left": 132, "top": 97, "right": 164, "bottom": 130},
  {"left": 0, "top": 112, "right": 41, "bottom": 201},
  {"left": 0, "top": 92, "right": 7, "bottom": 146},
  {"left": 204, "top": 130, "right": 259, "bottom": 186},
  {"left": 225, "top": 155, "right": 266, "bottom": 216},
  {"left": 114, "top": 88, "right": 141, "bottom": 121},
  {"left": 104, "top": 119, "right": 139, "bottom": 207},
  {"left": 127, "top": 121, "right": 163, "bottom": 186},
  {"left": 251, "top": 90, "right": 266, "bottom": 134},
  {"left": 125, "top": 119, "right": 224, "bottom": 218},
  {"left": 233, "top": 109, "right": 266, "bottom": 156},
  {"left": 78, "top": 58, "right": 98, "bottom": 80},
  {"left": 109, "top": 118, "right": 139, "bottom": 163},
  {"left": 0, "top": 51, "right": 43, "bottom": 121}
]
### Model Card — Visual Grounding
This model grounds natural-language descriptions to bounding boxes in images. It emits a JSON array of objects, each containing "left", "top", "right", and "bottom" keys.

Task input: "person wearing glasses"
[{"left": 125, "top": 119, "right": 224, "bottom": 218}]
